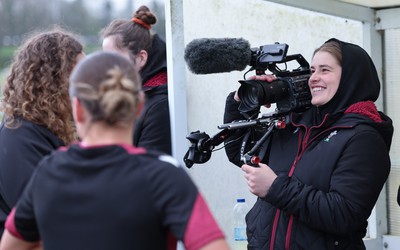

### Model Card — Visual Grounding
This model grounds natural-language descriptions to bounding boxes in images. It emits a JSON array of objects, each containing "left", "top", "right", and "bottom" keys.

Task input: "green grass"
[
  {"left": 0, "top": 67, "right": 6, "bottom": 120},
  {"left": 0, "top": 66, "right": 7, "bottom": 83},
  {"left": 0, "top": 46, "right": 16, "bottom": 69},
  {"left": 84, "top": 45, "right": 102, "bottom": 54},
  {"left": 0, "top": 67, "right": 7, "bottom": 94},
  {"left": 0, "top": 46, "right": 14, "bottom": 118}
]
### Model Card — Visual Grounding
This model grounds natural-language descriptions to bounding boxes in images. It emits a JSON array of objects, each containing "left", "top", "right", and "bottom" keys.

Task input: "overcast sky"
[
  {"left": 112, "top": 0, "right": 155, "bottom": 11},
  {"left": 83, "top": 0, "right": 163, "bottom": 18}
]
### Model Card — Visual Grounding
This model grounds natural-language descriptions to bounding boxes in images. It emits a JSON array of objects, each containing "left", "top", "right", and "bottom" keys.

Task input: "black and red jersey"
[{"left": 6, "top": 143, "right": 224, "bottom": 250}]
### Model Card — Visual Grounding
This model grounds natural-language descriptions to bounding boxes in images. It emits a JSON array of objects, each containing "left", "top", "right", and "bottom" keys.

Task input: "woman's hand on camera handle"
[{"left": 241, "top": 162, "right": 277, "bottom": 198}]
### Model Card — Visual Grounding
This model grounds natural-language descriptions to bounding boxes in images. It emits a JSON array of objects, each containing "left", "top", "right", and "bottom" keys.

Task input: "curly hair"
[{"left": 0, "top": 27, "right": 84, "bottom": 144}]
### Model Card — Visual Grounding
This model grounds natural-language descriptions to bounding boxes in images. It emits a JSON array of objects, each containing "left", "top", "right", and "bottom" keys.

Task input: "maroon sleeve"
[
  {"left": 4, "top": 208, "right": 23, "bottom": 239},
  {"left": 148, "top": 156, "right": 225, "bottom": 249},
  {"left": 183, "top": 193, "right": 225, "bottom": 250},
  {"left": 4, "top": 171, "right": 40, "bottom": 242}
]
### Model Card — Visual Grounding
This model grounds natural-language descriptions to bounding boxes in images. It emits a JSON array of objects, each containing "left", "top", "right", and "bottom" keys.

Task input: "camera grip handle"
[{"left": 241, "top": 154, "right": 261, "bottom": 167}]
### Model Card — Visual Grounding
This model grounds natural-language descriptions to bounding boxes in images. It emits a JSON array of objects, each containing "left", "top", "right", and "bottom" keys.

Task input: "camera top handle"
[{"left": 266, "top": 53, "right": 310, "bottom": 77}]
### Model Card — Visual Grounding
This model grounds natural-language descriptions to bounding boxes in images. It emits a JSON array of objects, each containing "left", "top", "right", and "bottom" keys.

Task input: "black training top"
[
  {"left": 6, "top": 143, "right": 224, "bottom": 250},
  {"left": 0, "top": 118, "right": 64, "bottom": 236}
]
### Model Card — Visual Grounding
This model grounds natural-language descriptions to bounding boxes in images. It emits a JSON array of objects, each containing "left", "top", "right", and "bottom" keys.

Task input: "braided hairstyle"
[{"left": 69, "top": 51, "right": 142, "bottom": 128}]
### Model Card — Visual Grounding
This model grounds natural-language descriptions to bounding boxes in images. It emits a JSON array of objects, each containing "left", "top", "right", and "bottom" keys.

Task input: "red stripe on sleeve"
[
  {"left": 183, "top": 193, "right": 225, "bottom": 250},
  {"left": 167, "top": 230, "right": 178, "bottom": 250},
  {"left": 5, "top": 208, "right": 24, "bottom": 240},
  {"left": 119, "top": 144, "right": 147, "bottom": 154}
]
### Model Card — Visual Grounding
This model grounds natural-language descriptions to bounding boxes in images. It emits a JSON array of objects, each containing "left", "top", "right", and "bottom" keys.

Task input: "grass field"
[
  {"left": 0, "top": 67, "right": 7, "bottom": 81},
  {"left": 0, "top": 67, "right": 7, "bottom": 94},
  {"left": 0, "top": 67, "right": 6, "bottom": 119},
  {"left": 0, "top": 46, "right": 15, "bottom": 69}
]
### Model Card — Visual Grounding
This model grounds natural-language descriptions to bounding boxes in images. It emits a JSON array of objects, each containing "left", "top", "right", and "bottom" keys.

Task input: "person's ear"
[
  {"left": 72, "top": 97, "right": 86, "bottom": 123},
  {"left": 135, "top": 50, "right": 148, "bottom": 69},
  {"left": 135, "top": 91, "right": 145, "bottom": 117}
]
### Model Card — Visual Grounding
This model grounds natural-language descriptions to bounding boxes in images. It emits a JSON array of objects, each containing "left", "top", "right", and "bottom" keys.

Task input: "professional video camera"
[
  {"left": 237, "top": 42, "right": 311, "bottom": 113},
  {"left": 183, "top": 40, "right": 312, "bottom": 168}
]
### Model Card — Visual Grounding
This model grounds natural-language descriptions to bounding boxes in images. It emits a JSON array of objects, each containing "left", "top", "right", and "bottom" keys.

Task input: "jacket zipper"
[{"left": 269, "top": 128, "right": 303, "bottom": 250}]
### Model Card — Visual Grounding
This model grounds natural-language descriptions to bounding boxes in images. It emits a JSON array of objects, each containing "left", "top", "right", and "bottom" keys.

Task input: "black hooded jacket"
[
  {"left": 224, "top": 38, "right": 393, "bottom": 250},
  {"left": 133, "top": 34, "right": 171, "bottom": 155}
]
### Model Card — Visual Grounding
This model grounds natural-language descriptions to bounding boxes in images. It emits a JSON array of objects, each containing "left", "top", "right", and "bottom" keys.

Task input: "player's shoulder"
[{"left": 141, "top": 150, "right": 182, "bottom": 169}]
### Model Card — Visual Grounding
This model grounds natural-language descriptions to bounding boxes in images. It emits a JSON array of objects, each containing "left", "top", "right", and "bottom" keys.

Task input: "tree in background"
[{"left": 0, "top": 0, "right": 166, "bottom": 69}]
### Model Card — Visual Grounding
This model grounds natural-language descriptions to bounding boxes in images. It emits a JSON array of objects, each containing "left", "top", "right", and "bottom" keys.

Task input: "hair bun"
[{"left": 132, "top": 5, "right": 157, "bottom": 29}]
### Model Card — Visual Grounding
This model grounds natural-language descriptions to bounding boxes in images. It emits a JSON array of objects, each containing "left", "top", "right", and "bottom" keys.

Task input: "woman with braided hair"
[
  {"left": 0, "top": 51, "right": 229, "bottom": 250},
  {"left": 101, "top": 5, "right": 172, "bottom": 155}
]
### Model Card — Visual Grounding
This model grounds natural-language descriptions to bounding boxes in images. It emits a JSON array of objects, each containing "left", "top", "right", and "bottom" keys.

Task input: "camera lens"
[
  {"left": 237, "top": 79, "right": 289, "bottom": 113},
  {"left": 237, "top": 82, "right": 261, "bottom": 112}
]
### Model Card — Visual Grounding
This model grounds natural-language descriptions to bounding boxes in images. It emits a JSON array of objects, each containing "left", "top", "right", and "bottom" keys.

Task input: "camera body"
[
  {"left": 237, "top": 43, "right": 312, "bottom": 114},
  {"left": 274, "top": 73, "right": 311, "bottom": 114}
]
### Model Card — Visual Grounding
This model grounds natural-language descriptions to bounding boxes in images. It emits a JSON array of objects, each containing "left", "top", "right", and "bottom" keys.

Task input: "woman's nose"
[{"left": 309, "top": 72, "right": 319, "bottom": 83}]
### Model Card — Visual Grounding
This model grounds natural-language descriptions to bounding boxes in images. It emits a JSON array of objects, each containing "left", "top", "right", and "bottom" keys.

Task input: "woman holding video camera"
[{"left": 224, "top": 38, "right": 393, "bottom": 249}]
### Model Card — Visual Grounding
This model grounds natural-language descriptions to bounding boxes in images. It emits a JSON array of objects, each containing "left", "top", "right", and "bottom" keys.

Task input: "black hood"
[
  {"left": 140, "top": 34, "right": 167, "bottom": 84},
  {"left": 317, "top": 38, "right": 380, "bottom": 116}
]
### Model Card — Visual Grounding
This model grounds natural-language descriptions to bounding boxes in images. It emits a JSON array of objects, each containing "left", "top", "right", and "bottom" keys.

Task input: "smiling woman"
[
  {"left": 308, "top": 40, "right": 342, "bottom": 107},
  {"left": 223, "top": 38, "right": 393, "bottom": 250}
]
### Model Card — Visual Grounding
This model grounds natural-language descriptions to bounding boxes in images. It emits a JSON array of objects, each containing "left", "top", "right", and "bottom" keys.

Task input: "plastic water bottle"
[{"left": 233, "top": 198, "right": 249, "bottom": 250}]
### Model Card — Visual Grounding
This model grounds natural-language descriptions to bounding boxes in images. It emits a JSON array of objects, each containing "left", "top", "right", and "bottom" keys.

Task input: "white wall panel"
[
  {"left": 180, "top": 0, "right": 363, "bottom": 246},
  {"left": 384, "top": 28, "right": 400, "bottom": 237}
]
